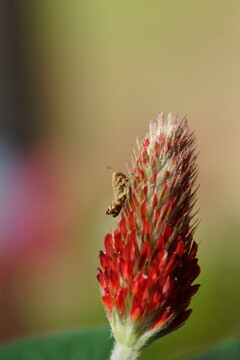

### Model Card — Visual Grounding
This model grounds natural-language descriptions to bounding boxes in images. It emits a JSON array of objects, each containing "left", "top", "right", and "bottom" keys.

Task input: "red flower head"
[{"left": 97, "top": 113, "right": 200, "bottom": 360}]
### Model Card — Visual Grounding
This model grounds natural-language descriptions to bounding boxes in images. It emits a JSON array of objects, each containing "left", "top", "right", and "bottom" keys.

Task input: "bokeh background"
[{"left": 0, "top": 1, "right": 239, "bottom": 359}]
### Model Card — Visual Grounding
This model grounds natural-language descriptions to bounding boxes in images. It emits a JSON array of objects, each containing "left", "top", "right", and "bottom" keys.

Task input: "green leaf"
[
  {"left": 0, "top": 327, "right": 113, "bottom": 360},
  {"left": 0, "top": 329, "right": 239, "bottom": 360},
  {"left": 185, "top": 338, "right": 240, "bottom": 360}
]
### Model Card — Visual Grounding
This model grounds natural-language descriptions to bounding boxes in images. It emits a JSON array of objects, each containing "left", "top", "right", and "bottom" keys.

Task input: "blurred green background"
[{"left": 0, "top": 1, "right": 239, "bottom": 359}]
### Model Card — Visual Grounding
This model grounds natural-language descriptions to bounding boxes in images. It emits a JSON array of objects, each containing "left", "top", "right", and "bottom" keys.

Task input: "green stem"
[{"left": 110, "top": 341, "right": 140, "bottom": 360}]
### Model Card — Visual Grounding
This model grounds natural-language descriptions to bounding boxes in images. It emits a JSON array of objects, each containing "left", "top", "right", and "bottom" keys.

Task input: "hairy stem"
[{"left": 110, "top": 342, "right": 140, "bottom": 360}]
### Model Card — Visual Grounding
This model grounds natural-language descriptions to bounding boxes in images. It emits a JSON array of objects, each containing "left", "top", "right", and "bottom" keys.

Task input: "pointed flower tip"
[{"left": 98, "top": 112, "right": 200, "bottom": 354}]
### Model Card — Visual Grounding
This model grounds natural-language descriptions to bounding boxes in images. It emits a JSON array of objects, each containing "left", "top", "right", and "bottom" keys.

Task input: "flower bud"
[{"left": 97, "top": 113, "right": 200, "bottom": 359}]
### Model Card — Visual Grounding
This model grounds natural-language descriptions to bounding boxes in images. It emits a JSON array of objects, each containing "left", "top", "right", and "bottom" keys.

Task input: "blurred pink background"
[{"left": 0, "top": 1, "right": 239, "bottom": 359}]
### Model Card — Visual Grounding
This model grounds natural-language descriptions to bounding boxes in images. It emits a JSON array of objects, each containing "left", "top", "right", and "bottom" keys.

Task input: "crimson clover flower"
[{"left": 97, "top": 113, "right": 200, "bottom": 360}]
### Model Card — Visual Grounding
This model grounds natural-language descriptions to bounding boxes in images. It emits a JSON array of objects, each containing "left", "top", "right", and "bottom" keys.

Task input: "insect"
[{"left": 106, "top": 166, "right": 129, "bottom": 217}]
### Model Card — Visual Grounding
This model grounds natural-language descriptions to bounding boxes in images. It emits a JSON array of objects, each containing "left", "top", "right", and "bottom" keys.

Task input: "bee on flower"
[{"left": 97, "top": 112, "right": 200, "bottom": 360}]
